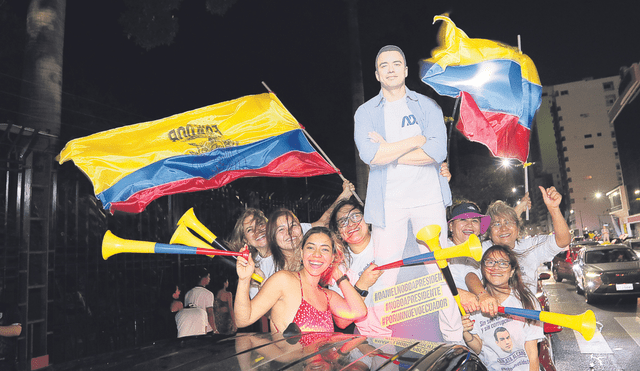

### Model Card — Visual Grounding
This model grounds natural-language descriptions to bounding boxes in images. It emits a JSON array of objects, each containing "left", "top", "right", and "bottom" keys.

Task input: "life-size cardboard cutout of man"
[{"left": 353, "top": 45, "right": 454, "bottom": 338}]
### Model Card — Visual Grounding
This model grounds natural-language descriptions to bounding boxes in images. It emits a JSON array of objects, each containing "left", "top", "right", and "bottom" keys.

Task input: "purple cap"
[{"left": 449, "top": 203, "right": 491, "bottom": 234}]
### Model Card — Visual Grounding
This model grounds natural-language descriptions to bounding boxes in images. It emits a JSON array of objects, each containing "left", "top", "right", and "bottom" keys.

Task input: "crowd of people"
[{"left": 165, "top": 44, "right": 572, "bottom": 371}]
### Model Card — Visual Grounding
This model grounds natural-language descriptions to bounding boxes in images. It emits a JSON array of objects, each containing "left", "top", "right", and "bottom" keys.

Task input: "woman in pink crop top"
[{"left": 235, "top": 227, "right": 368, "bottom": 333}]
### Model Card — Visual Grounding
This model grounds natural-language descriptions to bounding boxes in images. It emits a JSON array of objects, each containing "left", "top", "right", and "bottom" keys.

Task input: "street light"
[{"left": 595, "top": 192, "right": 603, "bottom": 199}]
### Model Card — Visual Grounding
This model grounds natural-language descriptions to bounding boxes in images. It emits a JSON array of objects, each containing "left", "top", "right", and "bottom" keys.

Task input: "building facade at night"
[{"left": 536, "top": 76, "right": 622, "bottom": 237}]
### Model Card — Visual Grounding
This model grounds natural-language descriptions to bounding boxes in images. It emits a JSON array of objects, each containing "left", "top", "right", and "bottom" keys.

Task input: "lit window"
[{"left": 585, "top": 175, "right": 593, "bottom": 180}]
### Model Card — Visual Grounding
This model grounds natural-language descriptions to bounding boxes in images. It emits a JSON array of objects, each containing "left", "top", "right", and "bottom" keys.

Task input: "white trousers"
[{"left": 363, "top": 201, "right": 449, "bottom": 337}]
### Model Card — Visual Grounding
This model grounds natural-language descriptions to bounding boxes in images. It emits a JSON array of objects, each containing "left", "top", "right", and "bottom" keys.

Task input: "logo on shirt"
[{"left": 402, "top": 115, "right": 418, "bottom": 127}]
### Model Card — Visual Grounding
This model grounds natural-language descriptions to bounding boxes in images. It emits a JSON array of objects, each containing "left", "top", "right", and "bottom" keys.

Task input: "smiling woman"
[
  {"left": 461, "top": 245, "right": 544, "bottom": 371},
  {"left": 234, "top": 227, "right": 367, "bottom": 333}
]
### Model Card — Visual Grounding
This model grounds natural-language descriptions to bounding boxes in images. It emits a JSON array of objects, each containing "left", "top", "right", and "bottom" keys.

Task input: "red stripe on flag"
[
  {"left": 457, "top": 92, "right": 530, "bottom": 162},
  {"left": 108, "top": 151, "right": 337, "bottom": 213}
]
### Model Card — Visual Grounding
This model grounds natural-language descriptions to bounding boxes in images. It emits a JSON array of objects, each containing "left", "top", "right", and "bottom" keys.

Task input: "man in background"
[{"left": 185, "top": 267, "right": 218, "bottom": 334}]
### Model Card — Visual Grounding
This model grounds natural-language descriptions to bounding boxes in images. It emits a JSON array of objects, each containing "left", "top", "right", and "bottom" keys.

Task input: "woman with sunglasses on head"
[
  {"left": 227, "top": 208, "right": 272, "bottom": 299},
  {"left": 461, "top": 245, "right": 544, "bottom": 371},
  {"left": 235, "top": 227, "right": 367, "bottom": 333},
  {"left": 465, "top": 186, "right": 570, "bottom": 317}
]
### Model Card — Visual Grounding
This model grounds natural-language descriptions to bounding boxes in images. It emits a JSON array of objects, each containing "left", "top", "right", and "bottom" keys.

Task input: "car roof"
[
  {"left": 582, "top": 244, "right": 631, "bottom": 252},
  {"left": 51, "top": 332, "right": 487, "bottom": 370},
  {"left": 572, "top": 241, "right": 600, "bottom": 247}
]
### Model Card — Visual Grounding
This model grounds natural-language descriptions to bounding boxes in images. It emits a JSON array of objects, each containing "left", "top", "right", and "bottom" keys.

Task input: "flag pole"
[
  {"left": 517, "top": 35, "right": 530, "bottom": 221},
  {"left": 261, "top": 82, "right": 364, "bottom": 206},
  {"left": 446, "top": 95, "right": 462, "bottom": 164}
]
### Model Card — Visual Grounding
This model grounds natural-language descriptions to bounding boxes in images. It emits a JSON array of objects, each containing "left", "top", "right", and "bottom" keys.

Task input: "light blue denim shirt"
[{"left": 354, "top": 87, "right": 452, "bottom": 228}]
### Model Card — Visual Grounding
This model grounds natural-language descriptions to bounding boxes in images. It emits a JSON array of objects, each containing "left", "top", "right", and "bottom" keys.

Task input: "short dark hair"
[
  {"left": 375, "top": 45, "right": 406, "bottom": 68},
  {"left": 494, "top": 326, "right": 509, "bottom": 341}
]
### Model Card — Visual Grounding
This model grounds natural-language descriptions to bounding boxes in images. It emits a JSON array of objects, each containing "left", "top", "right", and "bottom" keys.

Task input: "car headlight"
[{"left": 585, "top": 271, "right": 602, "bottom": 278}]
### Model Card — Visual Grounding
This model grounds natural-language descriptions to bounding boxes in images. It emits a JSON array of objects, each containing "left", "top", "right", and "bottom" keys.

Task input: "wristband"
[
  {"left": 354, "top": 285, "right": 369, "bottom": 297},
  {"left": 335, "top": 274, "right": 349, "bottom": 286}
]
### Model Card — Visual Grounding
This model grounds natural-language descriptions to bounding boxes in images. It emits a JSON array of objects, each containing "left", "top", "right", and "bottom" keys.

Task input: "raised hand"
[
  {"left": 355, "top": 263, "right": 384, "bottom": 291},
  {"left": 236, "top": 245, "right": 255, "bottom": 280},
  {"left": 539, "top": 186, "right": 562, "bottom": 210}
]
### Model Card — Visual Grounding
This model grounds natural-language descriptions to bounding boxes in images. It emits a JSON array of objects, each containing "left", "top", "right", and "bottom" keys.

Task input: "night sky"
[{"left": 3, "top": 0, "right": 640, "bottom": 193}]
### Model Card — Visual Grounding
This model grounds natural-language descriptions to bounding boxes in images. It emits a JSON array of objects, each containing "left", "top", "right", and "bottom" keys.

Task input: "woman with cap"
[
  {"left": 446, "top": 201, "right": 491, "bottom": 314},
  {"left": 235, "top": 227, "right": 367, "bottom": 333}
]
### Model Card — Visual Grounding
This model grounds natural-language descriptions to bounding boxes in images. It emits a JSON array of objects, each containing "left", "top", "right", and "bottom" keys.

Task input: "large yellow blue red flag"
[
  {"left": 420, "top": 15, "right": 542, "bottom": 163},
  {"left": 58, "top": 93, "right": 337, "bottom": 213}
]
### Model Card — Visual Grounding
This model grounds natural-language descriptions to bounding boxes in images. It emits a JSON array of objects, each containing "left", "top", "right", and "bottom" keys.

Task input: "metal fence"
[{"left": 1, "top": 128, "right": 340, "bottom": 367}]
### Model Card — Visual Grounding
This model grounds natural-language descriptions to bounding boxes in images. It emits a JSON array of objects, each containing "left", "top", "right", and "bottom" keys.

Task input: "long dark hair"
[
  {"left": 267, "top": 209, "right": 302, "bottom": 272},
  {"left": 300, "top": 227, "right": 344, "bottom": 287},
  {"left": 481, "top": 245, "right": 537, "bottom": 323}
]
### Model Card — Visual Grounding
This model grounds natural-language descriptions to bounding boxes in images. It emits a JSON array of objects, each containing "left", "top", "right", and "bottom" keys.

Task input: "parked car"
[
  {"left": 50, "top": 331, "right": 488, "bottom": 370},
  {"left": 573, "top": 244, "right": 640, "bottom": 303},
  {"left": 623, "top": 238, "right": 640, "bottom": 257},
  {"left": 551, "top": 250, "right": 577, "bottom": 282},
  {"left": 544, "top": 240, "right": 598, "bottom": 273},
  {"left": 537, "top": 272, "right": 561, "bottom": 371}
]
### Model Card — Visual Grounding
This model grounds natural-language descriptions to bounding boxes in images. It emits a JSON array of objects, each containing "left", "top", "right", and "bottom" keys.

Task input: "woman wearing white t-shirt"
[
  {"left": 466, "top": 186, "right": 570, "bottom": 317},
  {"left": 462, "top": 245, "right": 544, "bottom": 371}
]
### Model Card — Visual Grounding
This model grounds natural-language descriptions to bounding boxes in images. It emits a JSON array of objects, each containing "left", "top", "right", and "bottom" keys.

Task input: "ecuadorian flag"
[
  {"left": 58, "top": 93, "right": 337, "bottom": 213},
  {"left": 420, "top": 15, "right": 542, "bottom": 163}
]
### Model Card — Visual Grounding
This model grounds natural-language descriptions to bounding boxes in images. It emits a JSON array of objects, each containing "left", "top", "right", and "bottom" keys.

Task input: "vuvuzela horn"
[
  {"left": 102, "top": 230, "right": 249, "bottom": 260},
  {"left": 374, "top": 228, "right": 482, "bottom": 270},
  {"left": 177, "top": 208, "right": 235, "bottom": 252},
  {"left": 170, "top": 224, "right": 263, "bottom": 283},
  {"left": 415, "top": 225, "right": 466, "bottom": 315},
  {"left": 498, "top": 306, "right": 597, "bottom": 341}
]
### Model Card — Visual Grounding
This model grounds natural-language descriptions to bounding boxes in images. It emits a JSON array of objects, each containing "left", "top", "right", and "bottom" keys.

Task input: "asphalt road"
[{"left": 541, "top": 266, "right": 640, "bottom": 371}]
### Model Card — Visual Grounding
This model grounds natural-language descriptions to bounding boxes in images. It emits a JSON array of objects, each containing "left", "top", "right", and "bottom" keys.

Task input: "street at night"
[{"left": 541, "top": 265, "right": 640, "bottom": 371}]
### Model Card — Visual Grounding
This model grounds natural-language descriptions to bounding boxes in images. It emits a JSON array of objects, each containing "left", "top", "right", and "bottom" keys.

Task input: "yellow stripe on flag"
[
  {"left": 58, "top": 93, "right": 300, "bottom": 194},
  {"left": 427, "top": 15, "right": 540, "bottom": 85}
]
